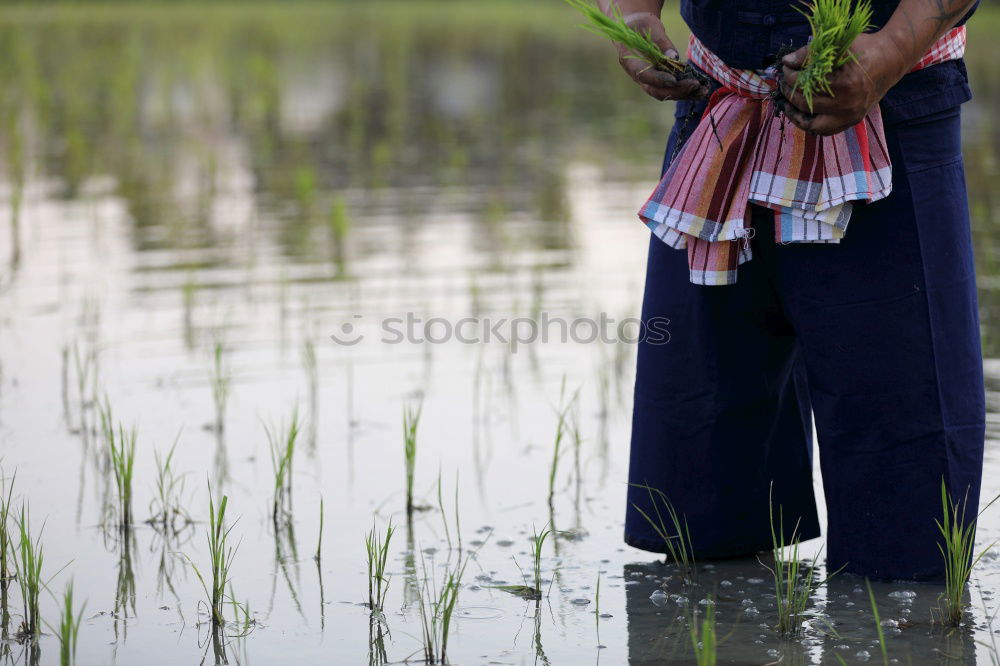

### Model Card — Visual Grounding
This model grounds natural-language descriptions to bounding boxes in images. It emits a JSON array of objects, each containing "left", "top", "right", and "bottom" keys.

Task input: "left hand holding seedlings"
[{"left": 779, "top": 32, "right": 905, "bottom": 136}]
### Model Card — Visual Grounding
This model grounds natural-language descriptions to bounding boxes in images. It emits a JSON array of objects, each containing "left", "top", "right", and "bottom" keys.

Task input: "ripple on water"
[{"left": 457, "top": 606, "right": 505, "bottom": 620}]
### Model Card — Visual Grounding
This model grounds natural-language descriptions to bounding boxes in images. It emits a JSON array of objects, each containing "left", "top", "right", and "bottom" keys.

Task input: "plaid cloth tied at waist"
[{"left": 638, "top": 26, "right": 967, "bottom": 285}]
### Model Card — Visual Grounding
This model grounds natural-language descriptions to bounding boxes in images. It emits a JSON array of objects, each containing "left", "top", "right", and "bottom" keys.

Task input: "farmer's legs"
[
  {"left": 625, "top": 234, "right": 820, "bottom": 559},
  {"left": 625, "top": 102, "right": 819, "bottom": 559},
  {"left": 762, "top": 106, "right": 986, "bottom": 581}
]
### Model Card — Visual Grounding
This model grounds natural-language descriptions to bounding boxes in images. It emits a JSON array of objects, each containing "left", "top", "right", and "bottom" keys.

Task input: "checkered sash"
[{"left": 639, "top": 26, "right": 967, "bottom": 285}]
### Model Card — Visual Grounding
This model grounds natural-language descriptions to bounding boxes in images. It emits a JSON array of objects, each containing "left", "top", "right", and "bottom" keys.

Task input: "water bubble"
[
  {"left": 570, "top": 598, "right": 591, "bottom": 606},
  {"left": 649, "top": 590, "right": 669, "bottom": 607},
  {"left": 856, "top": 650, "right": 871, "bottom": 661},
  {"left": 698, "top": 598, "right": 714, "bottom": 606},
  {"left": 720, "top": 579, "right": 733, "bottom": 588},
  {"left": 888, "top": 590, "right": 916, "bottom": 602},
  {"left": 747, "top": 577, "right": 765, "bottom": 584}
]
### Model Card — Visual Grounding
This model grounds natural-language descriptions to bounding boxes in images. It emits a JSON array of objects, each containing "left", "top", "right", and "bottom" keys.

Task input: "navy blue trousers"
[{"left": 624, "top": 100, "right": 986, "bottom": 581}]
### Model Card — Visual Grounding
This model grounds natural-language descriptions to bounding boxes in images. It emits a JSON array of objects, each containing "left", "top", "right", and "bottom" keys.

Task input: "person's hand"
[
  {"left": 616, "top": 12, "right": 707, "bottom": 101},
  {"left": 779, "top": 32, "right": 909, "bottom": 135}
]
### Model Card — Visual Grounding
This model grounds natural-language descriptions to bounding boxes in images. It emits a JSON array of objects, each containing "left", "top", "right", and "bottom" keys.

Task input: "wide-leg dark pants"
[{"left": 624, "top": 99, "right": 986, "bottom": 581}]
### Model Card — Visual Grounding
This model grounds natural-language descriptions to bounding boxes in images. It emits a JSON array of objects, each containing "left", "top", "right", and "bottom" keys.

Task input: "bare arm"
[
  {"left": 598, "top": 0, "right": 705, "bottom": 101},
  {"left": 780, "top": 0, "right": 976, "bottom": 135}
]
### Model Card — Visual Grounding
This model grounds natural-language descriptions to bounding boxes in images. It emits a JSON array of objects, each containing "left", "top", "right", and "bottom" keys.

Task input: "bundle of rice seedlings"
[
  {"left": 791, "top": 0, "right": 874, "bottom": 111},
  {"left": 564, "top": 0, "right": 687, "bottom": 76}
]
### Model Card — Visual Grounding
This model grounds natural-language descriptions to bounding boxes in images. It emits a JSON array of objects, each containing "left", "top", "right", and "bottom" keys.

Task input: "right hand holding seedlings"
[{"left": 615, "top": 13, "right": 707, "bottom": 101}]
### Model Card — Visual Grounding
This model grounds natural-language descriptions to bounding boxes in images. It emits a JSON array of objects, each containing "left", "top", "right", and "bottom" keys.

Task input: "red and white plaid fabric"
[{"left": 639, "top": 26, "right": 967, "bottom": 286}]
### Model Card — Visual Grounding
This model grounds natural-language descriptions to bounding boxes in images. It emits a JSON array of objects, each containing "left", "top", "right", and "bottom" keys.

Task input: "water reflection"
[{"left": 622, "top": 559, "right": 985, "bottom": 664}]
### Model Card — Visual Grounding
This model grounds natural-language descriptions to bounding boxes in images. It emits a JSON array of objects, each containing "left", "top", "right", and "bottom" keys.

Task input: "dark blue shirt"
[{"left": 680, "top": 0, "right": 975, "bottom": 123}]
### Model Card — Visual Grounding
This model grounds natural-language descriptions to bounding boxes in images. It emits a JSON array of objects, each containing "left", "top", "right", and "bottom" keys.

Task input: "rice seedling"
[
  {"left": 184, "top": 489, "right": 239, "bottom": 628},
  {"left": 328, "top": 195, "right": 351, "bottom": 272},
  {"left": 531, "top": 525, "right": 551, "bottom": 600},
  {"left": 0, "top": 469, "right": 14, "bottom": 593},
  {"left": 760, "top": 489, "right": 834, "bottom": 635},
  {"left": 690, "top": 598, "right": 717, "bottom": 666},
  {"left": 209, "top": 339, "right": 231, "bottom": 434},
  {"left": 12, "top": 505, "right": 43, "bottom": 639},
  {"left": 314, "top": 495, "right": 324, "bottom": 563},
  {"left": 366, "top": 519, "right": 394, "bottom": 613},
  {"left": 548, "top": 381, "right": 579, "bottom": 511},
  {"left": 492, "top": 525, "right": 550, "bottom": 601},
  {"left": 54, "top": 582, "right": 85, "bottom": 666},
  {"left": 435, "top": 472, "right": 463, "bottom": 553},
  {"left": 789, "top": 0, "right": 874, "bottom": 111},
  {"left": 866, "top": 580, "right": 889, "bottom": 666},
  {"left": 563, "top": 0, "right": 686, "bottom": 75},
  {"left": 416, "top": 549, "right": 470, "bottom": 664},
  {"left": 70, "top": 341, "right": 98, "bottom": 412},
  {"left": 100, "top": 403, "right": 136, "bottom": 529},
  {"left": 403, "top": 402, "right": 422, "bottom": 517},
  {"left": 302, "top": 338, "right": 318, "bottom": 446},
  {"left": 147, "top": 434, "right": 192, "bottom": 533},
  {"left": 294, "top": 166, "right": 317, "bottom": 214},
  {"left": 935, "top": 479, "right": 999, "bottom": 626},
  {"left": 594, "top": 573, "right": 601, "bottom": 620},
  {"left": 265, "top": 407, "right": 301, "bottom": 524},
  {"left": 629, "top": 483, "right": 696, "bottom": 583}
]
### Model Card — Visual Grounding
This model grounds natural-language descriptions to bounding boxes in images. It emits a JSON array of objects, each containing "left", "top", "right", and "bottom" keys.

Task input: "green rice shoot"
[
  {"left": 184, "top": 488, "right": 241, "bottom": 628},
  {"left": 100, "top": 402, "right": 137, "bottom": 529},
  {"left": 265, "top": 407, "right": 302, "bottom": 524},
  {"left": 314, "top": 495, "right": 324, "bottom": 563},
  {"left": 761, "top": 489, "right": 832, "bottom": 635},
  {"left": 792, "top": 0, "right": 874, "bottom": 111},
  {"left": 417, "top": 548, "right": 470, "bottom": 664},
  {"left": 690, "top": 597, "right": 717, "bottom": 666},
  {"left": 629, "top": 483, "right": 696, "bottom": 583},
  {"left": 0, "top": 467, "right": 14, "bottom": 593},
  {"left": 935, "top": 479, "right": 999, "bottom": 626},
  {"left": 54, "top": 581, "right": 86, "bottom": 666},
  {"left": 12, "top": 504, "right": 44, "bottom": 639},
  {"left": 563, "top": 0, "right": 685, "bottom": 74},
  {"left": 403, "top": 402, "right": 422, "bottom": 516},
  {"left": 531, "top": 525, "right": 551, "bottom": 600},
  {"left": 366, "top": 519, "right": 394, "bottom": 613},
  {"left": 148, "top": 434, "right": 191, "bottom": 532},
  {"left": 865, "top": 580, "right": 889, "bottom": 665},
  {"left": 210, "top": 339, "right": 231, "bottom": 433}
]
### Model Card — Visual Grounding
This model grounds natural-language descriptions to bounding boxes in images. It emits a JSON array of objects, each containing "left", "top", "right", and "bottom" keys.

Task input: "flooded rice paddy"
[{"left": 2, "top": 2, "right": 1000, "bottom": 664}]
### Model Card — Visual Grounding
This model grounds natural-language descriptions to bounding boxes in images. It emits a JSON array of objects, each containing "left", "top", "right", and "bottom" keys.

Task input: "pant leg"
[
  {"left": 624, "top": 101, "right": 820, "bottom": 558},
  {"left": 764, "top": 106, "right": 985, "bottom": 581}
]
